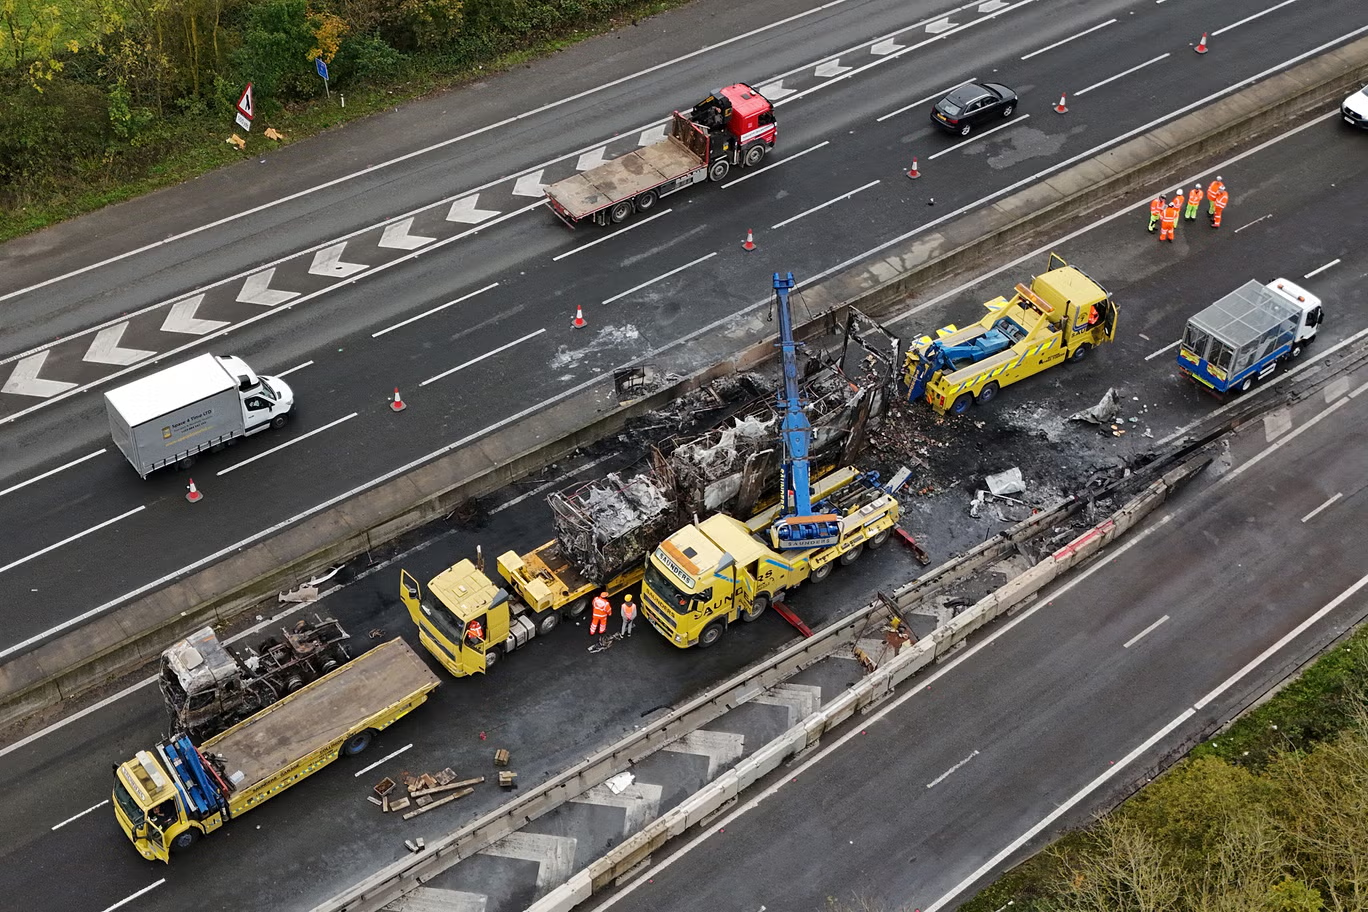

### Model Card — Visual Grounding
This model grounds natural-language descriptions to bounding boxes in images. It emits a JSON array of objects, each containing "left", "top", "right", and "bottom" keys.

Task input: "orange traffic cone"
[
  {"left": 1054, "top": 93, "right": 1069, "bottom": 114},
  {"left": 906, "top": 157, "right": 921, "bottom": 179},
  {"left": 1194, "top": 32, "right": 1209, "bottom": 54},
  {"left": 742, "top": 229, "right": 757, "bottom": 251},
  {"left": 390, "top": 387, "right": 406, "bottom": 412},
  {"left": 572, "top": 304, "right": 587, "bottom": 329},
  {"left": 186, "top": 478, "right": 203, "bottom": 503}
]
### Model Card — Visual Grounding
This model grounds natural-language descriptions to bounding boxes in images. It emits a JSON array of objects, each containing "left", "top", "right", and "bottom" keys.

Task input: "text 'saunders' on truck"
[
  {"left": 543, "top": 84, "right": 777, "bottom": 228},
  {"left": 1176, "top": 278, "right": 1324, "bottom": 397},
  {"left": 104, "top": 353, "right": 294, "bottom": 478}
]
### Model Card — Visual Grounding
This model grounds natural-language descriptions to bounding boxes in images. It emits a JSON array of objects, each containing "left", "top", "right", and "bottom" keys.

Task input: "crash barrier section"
[
  {"left": 3, "top": 36, "right": 1363, "bottom": 731},
  {"left": 525, "top": 455, "right": 1211, "bottom": 912},
  {"left": 316, "top": 454, "right": 1209, "bottom": 912}
]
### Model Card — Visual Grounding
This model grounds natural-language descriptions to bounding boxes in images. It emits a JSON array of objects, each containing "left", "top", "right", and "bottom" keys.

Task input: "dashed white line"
[
  {"left": 1213, "top": 0, "right": 1300, "bottom": 37},
  {"left": 876, "top": 79, "right": 976, "bottom": 122},
  {"left": 99, "top": 880, "right": 166, "bottom": 912},
  {"left": 1234, "top": 213, "right": 1272, "bottom": 232},
  {"left": 927, "top": 749, "right": 980, "bottom": 787},
  {"left": 1144, "top": 340, "right": 1181, "bottom": 361},
  {"left": 52, "top": 799, "right": 110, "bottom": 830},
  {"left": 0, "top": 506, "right": 145, "bottom": 578},
  {"left": 0, "top": 449, "right": 106, "bottom": 499},
  {"left": 1301, "top": 492, "right": 1343, "bottom": 523},
  {"left": 1304, "top": 258, "right": 1341, "bottom": 279},
  {"left": 420, "top": 329, "right": 547, "bottom": 387},
  {"left": 771, "top": 180, "right": 880, "bottom": 229},
  {"left": 372, "top": 283, "right": 500, "bottom": 338},
  {"left": 926, "top": 115, "right": 1030, "bottom": 159},
  {"left": 722, "top": 142, "right": 830, "bottom": 187},
  {"left": 354, "top": 743, "right": 413, "bottom": 777},
  {"left": 1123, "top": 614, "right": 1170, "bottom": 648},
  {"left": 1075, "top": 54, "right": 1169, "bottom": 97},
  {"left": 216, "top": 413, "right": 359, "bottom": 476},
  {"left": 1020, "top": 19, "right": 1116, "bottom": 60},
  {"left": 276, "top": 361, "right": 314, "bottom": 377},
  {"left": 602, "top": 252, "right": 718, "bottom": 305},
  {"left": 552, "top": 210, "right": 673, "bottom": 261}
]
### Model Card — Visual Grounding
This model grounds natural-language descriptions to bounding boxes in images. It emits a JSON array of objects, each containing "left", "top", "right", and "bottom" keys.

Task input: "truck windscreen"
[
  {"left": 645, "top": 562, "right": 705, "bottom": 614},
  {"left": 113, "top": 780, "right": 145, "bottom": 828}
]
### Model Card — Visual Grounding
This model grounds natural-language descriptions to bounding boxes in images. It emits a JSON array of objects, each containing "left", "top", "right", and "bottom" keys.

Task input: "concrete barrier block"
[
  {"left": 888, "top": 643, "right": 935, "bottom": 687},
  {"left": 661, "top": 805, "right": 690, "bottom": 839},
  {"left": 525, "top": 877, "right": 592, "bottom": 912},
  {"left": 736, "top": 737, "right": 794, "bottom": 789},
  {"left": 818, "top": 686, "right": 861, "bottom": 729}
]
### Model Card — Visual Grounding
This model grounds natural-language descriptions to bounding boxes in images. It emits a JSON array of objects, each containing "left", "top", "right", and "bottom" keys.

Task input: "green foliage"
[{"left": 229, "top": 0, "right": 317, "bottom": 106}]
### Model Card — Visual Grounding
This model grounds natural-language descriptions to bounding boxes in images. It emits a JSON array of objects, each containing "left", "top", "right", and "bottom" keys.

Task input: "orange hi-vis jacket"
[
  {"left": 1161, "top": 205, "right": 1180, "bottom": 227},
  {"left": 1187, "top": 187, "right": 1204, "bottom": 207},
  {"left": 1207, "top": 179, "right": 1225, "bottom": 199},
  {"left": 1150, "top": 199, "right": 1163, "bottom": 217},
  {"left": 1171, "top": 192, "right": 1184, "bottom": 209},
  {"left": 592, "top": 596, "right": 612, "bottom": 619},
  {"left": 1210, "top": 188, "right": 1229, "bottom": 209}
]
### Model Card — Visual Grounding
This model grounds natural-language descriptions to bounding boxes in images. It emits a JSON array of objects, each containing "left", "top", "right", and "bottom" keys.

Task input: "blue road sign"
[{"left": 315, "top": 57, "right": 329, "bottom": 81}]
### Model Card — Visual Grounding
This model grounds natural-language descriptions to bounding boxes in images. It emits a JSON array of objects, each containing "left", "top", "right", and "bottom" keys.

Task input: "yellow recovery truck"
[
  {"left": 112, "top": 638, "right": 438, "bottom": 861},
  {"left": 641, "top": 466, "right": 901, "bottom": 649},
  {"left": 903, "top": 254, "right": 1117, "bottom": 415}
]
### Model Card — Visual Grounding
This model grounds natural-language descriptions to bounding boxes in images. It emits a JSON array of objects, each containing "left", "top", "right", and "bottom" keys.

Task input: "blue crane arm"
[{"left": 906, "top": 328, "right": 1014, "bottom": 401}]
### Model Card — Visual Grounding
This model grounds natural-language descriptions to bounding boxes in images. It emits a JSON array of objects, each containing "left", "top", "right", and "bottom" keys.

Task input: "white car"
[{"left": 1344, "top": 85, "right": 1368, "bottom": 129}]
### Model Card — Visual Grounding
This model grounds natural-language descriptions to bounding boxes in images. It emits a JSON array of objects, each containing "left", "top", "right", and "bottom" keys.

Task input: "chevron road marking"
[
  {"left": 377, "top": 217, "right": 436, "bottom": 250},
  {"left": 445, "top": 195, "right": 500, "bottom": 225},
  {"left": 813, "top": 60, "right": 852, "bottom": 78},
  {"left": 750, "top": 682, "right": 823, "bottom": 726},
  {"left": 236, "top": 268, "right": 300, "bottom": 306},
  {"left": 82, "top": 324, "right": 155, "bottom": 366},
  {"left": 309, "top": 242, "right": 368, "bottom": 278},
  {"left": 385, "top": 886, "right": 487, "bottom": 912},
  {"left": 925, "top": 17, "right": 958, "bottom": 33},
  {"left": 661, "top": 729, "right": 745, "bottom": 779},
  {"left": 870, "top": 38, "right": 904, "bottom": 55},
  {"left": 571, "top": 781, "right": 665, "bottom": 838},
  {"left": 636, "top": 125, "right": 667, "bottom": 147},
  {"left": 480, "top": 832, "right": 577, "bottom": 893},
  {"left": 160, "top": 296, "right": 229, "bottom": 335},
  {"left": 512, "top": 171, "right": 547, "bottom": 198},
  {"left": 755, "top": 78, "right": 795, "bottom": 100},
  {"left": 2, "top": 352, "right": 78, "bottom": 398},
  {"left": 978, "top": 0, "right": 1008, "bottom": 11},
  {"left": 575, "top": 148, "right": 609, "bottom": 172}
]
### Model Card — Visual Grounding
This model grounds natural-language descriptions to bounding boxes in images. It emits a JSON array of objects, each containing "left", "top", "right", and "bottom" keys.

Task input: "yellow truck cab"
[
  {"left": 400, "top": 559, "right": 525, "bottom": 677},
  {"left": 641, "top": 467, "right": 900, "bottom": 648},
  {"left": 904, "top": 254, "right": 1117, "bottom": 415}
]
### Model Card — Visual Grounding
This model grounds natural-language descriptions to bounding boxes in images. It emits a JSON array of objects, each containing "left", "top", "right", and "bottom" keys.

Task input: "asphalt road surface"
[{"left": 3, "top": 0, "right": 1365, "bottom": 661}]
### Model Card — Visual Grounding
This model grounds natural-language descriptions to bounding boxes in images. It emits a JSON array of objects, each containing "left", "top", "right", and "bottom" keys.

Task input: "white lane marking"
[
  {"left": 1304, "top": 258, "right": 1341, "bottom": 279},
  {"left": 1301, "top": 492, "right": 1343, "bottom": 523},
  {"left": 216, "top": 413, "right": 359, "bottom": 476},
  {"left": 354, "top": 743, "right": 413, "bottom": 778},
  {"left": 1, "top": 351, "right": 78, "bottom": 398},
  {"left": 1234, "top": 213, "right": 1272, "bottom": 232},
  {"left": 276, "top": 360, "right": 314, "bottom": 377},
  {"left": 490, "top": 453, "right": 616, "bottom": 515},
  {"left": 1351, "top": 379, "right": 1368, "bottom": 399},
  {"left": 1123, "top": 614, "right": 1169, "bottom": 648},
  {"left": 0, "top": 0, "right": 867, "bottom": 304},
  {"left": 421, "top": 330, "right": 547, "bottom": 387},
  {"left": 552, "top": 210, "right": 673, "bottom": 261},
  {"left": 1144, "top": 340, "right": 1181, "bottom": 361},
  {"left": 1213, "top": 398, "right": 1350, "bottom": 490},
  {"left": 602, "top": 252, "right": 718, "bottom": 305},
  {"left": 52, "top": 799, "right": 109, "bottom": 830},
  {"left": 1020, "top": 18, "right": 1116, "bottom": 60},
  {"left": 83, "top": 323, "right": 156, "bottom": 366},
  {"left": 883, "top": 111, "right": 1338, "bottom": 329},
  {"left": 722, "top": 142, "right": 830, "bottom": 187},
  {"left": 925, "top": 115, "right": 1029, "bottom": 160},
  {"left": 0, "top": 506, "right": 145, "bottom": 578},
  {"left": 927, "top": 749, "right": 979, "bottom": 788},
  {"left": 771, "top": 180, "right": 880, "bottom": 229},
  {"left": 0, "top": 449, "right": 106, "bottom": 499},
  {"left": 599, "top": 515, "right": 1175, "bottom": 911},
  {"left": 100, "top": 880, "right": 166, "bottom": 912},
  {"left": 1075, "top": 54, "right": 1170, "bottom": 97},
  {"left": 876, "top": 79, "right": 976, "bottom": 122},
  {"left": 372, "top": 283, "right": 500, "bottom": 338},
  {"left": 160, "top": 295, "right": 229, "bottom": 335},
  {"left": 1212, "top": 0, "right": 1300, "bottom": 36}
]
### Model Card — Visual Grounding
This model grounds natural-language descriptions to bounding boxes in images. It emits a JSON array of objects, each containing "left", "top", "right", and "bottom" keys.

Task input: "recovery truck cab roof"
[
  {"left": 1030, "top": 265, "right": 1109, "bottom": 314},
  {"left": 429, "top": 558, "right": 510, "bottom": 623},
  {"left": 116, "top": 749, "right": 179, "bottom": 812}
]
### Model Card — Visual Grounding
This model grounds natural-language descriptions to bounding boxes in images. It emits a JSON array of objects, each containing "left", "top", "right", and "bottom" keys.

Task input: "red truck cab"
[{"left": 689, "top": 84, "right": 778, "bottom": 169}]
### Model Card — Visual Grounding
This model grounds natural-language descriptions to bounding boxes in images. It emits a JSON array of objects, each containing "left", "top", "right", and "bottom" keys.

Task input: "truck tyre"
[
  {"left": 609, "top": 201, "right": 633, "bottom": 224},
  {"left": 839, "top": 543, "right": 864, "bottom": 566},
  {"left": 634, "top": 190, "right": 658, "bottom": 212},
  {"left": 563, "top": 597, "right": 588, "bottom": 620},
  {"left": 537, "top": 612, "right": 560, "bottom": 636},
  {"left": 270, "top": 413, "right": 289, "bottom": 430},
  {"left": 1239, "top": 376, "right": 1255, "bottom": 393},
  {"left": 867, "top": 528, "right": 892, "bottom": 549},
  {"left": 976, "top": 382, "right": 1000, "bottom": 405},
  {"left": 342, "top": 729, "right": 376, "bottom": 756},
  {"left": 950, "top": 393, "right": 974, "bottom": 415},
  {"left": 743, "top": 143, "right": 766, "bottom": 167},
  {"left": 1069, "top": 343, "right": 1092, "bottom": 363},
  {"left": 485, "top": 647, "right": 501, "bottom": 671},
  {"left": 810, "top": 561, "right": 834, "bottom": 583},
  {"left": 708, "top": 160, "right": 731, "bottom": 182},
  {"left": 171, "top": 828, "right": 200, "bottom": 852},
  {"left": 742, "top": 594, "right": 770, "bottom": 622},
  {"left": 698, "top": 622, "right": 725, "bottom": 648},
  {"left": 176, "top": 455, "right": 196, "bottom": 470},
  {"left": 1290, "top": 343, "right": 1303, "bottom": 358}
]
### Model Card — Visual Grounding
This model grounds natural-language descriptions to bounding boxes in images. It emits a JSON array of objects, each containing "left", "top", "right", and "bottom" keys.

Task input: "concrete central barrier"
[{"left": 3, "top": 34, "right": 1365, "bottom": 732}]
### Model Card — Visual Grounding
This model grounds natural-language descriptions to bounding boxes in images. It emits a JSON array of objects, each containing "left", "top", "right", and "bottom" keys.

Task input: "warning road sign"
[{"left": 236, "top": 83, "right": 254, "bottom": 119}]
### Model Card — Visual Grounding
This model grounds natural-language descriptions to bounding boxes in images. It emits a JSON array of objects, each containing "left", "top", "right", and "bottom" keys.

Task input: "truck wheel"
[
  {"left": 1238, "top": 376, "right": 1255, "bottom": 393},
  {"left": 697, "top": 622, "right": 725, "bottom": 648},
  {"left": 171, "top": 828, "right": 200, "bottom": 852},
  {"left": 950, "top": 394, "right": 974, "bottom": 415},
  {"left": 976, "top": 382, "right": 1000, "bottom": 405},
  {"left": 742, "top": 594, "right": 770, "bottom": 622},
  {"left": 609, "top": 201, "right": 633, "bottom": 224},
  {"left": 537, "top": 612, "right": 560, "bottom": 636},
  {"left": 1290, "top": 344, "right": 1303, "bottom": 358},
  {"left": 342, "top": 729, "right": 376, "bottom": 756},
  {"left": 743, "top": 144, "right": 766, "bottom": 167},
  {"left": 840, "top": 544, "right": 864, "bottom": 566},
  {"left": 563, "top": 597, "right": 588, "bottom": 620},
  {"left": 708, "top": 160, "right": 731, "bottom": 182},
  {"left": 176, "top": 455, "right": 196, "bottom": 470},
  {"left": 484, "top": 647, "right": 501, "bottom": 671},
  {"left": 270, "top": 414, "right": 289, "bottom": 430},
  {"left": 1069, "top": 343, "right": 1092, "bottom": 363},
  {"left": 867, "top": 528, "right": 892, "bottom": 549},
  {"left": 634, "top": 190, "right": 658, "bottom": 211},
  {"left": 810, "top": 561, "right": 834, "bottom": 583}
]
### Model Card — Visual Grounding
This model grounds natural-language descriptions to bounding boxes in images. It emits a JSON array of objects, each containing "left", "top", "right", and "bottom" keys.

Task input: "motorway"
[
  {"left": 2, "top": 0, "right": 1366, "bottom": 663},
  {"left": 0, "top": 78, "right": 1364, "bottom": 912}
]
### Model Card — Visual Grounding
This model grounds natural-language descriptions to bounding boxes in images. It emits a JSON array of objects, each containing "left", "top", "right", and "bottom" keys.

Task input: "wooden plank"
[
  {"left": 401, "top": 788, "right": 474, "bottom": 819},
  {"left": 411, "top": 776, "right": 484, "bottom": 798}
]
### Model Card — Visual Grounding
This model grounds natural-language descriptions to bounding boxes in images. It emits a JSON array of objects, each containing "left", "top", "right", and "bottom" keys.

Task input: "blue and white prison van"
[{"left": 1177, "top": 278, "right": 1323, "bottom": 396}]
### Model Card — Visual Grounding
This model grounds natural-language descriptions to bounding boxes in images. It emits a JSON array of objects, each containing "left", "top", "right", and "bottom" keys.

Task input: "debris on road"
[
  {"left": 984, "top": 467, "right": 1025, "bottom": 496},
  {"left": 1070, "top": 388, "right": 1122, "bottom": 425},
  {"left": 494, "top": 749, "right": 510, "bottom": 767},
  {"left": 605, "top": 771, "right": 635, "bottom": 795}
]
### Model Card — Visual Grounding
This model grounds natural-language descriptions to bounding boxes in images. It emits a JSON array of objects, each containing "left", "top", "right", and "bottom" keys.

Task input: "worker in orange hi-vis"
[
  {"left": 590, "top": 591, "right": 612, "bottom": 636},
  {"left": 1159, "top": 201, "right": 1180, "bottom": 241},
  {"left": 619, "top": 594, "right": 637, "bottom": 638},
  {"left": 1171, "top": 190, "right": 1185, "bottom": 212},
  {"left": 1207, "top": 176, "right": 1226, "bottom": 214},
  {"left": 1148, "top": 197, "right": 1164, "bottom": 233},
  {"left": 1210, "top": 187, "right": 1228, "bottom": 228},
  {"left": 1184, "top": 186, "right": 1204, "bottom": 221}
]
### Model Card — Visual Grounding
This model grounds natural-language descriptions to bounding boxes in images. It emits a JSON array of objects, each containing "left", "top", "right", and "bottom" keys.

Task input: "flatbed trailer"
[{"left": 113, "top": 638, "right": 439, "bottom": 862}]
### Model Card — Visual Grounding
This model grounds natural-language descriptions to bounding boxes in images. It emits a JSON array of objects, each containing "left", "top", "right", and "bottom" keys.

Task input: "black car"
[{"left": 930, "top": 82, "right": 1018, "bottom": 136}]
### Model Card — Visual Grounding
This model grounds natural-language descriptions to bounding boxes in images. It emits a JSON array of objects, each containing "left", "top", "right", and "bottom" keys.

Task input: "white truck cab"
[
  {"left": 219, "top": 355, "right": 295, "bottom": 432},
  {"left": 1265, "top": 278, "right": 1324, "bottom": 353}
]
